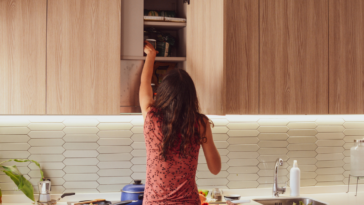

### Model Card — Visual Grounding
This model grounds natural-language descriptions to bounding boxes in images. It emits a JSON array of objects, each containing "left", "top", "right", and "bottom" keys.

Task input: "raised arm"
[
  {"left": 140, "top": 41, "right": 157, "bottom": 119},
  {"left": 201, "top": 118, "right": 221, "bottom": 175}
]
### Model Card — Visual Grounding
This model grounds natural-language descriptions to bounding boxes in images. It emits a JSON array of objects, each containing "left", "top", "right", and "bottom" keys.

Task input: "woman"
[{"left": 139, "top": 41, "right": 221, "bottom": 205}]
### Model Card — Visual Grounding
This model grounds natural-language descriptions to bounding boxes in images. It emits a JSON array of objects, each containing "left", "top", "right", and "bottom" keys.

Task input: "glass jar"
[{"left": 350, "top": 139, "right": 364, "bottom": 176}]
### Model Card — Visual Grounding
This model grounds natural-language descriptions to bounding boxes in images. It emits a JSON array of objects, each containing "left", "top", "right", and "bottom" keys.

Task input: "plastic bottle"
[
  {"left": 290, "top": 160, "right": 300, "bottom": 197},
  {"left": 350, "top": 139, "right": 364, "bottom": 176}
]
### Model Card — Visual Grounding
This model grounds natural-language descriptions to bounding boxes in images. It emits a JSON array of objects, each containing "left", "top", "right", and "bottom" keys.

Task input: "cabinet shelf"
[
  {"left": 144, "top": 21, "right": 186, "bottom": 29},
  {"left": 121, "top": 56, "right": 186, "bottom": 62}
]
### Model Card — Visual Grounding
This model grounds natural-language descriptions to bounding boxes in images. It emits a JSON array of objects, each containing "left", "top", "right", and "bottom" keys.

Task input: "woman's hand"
[
  {"left": 144, "top": 41, "right": 158, "bottom": 56},
  {"left": 226, "top": 201, "right": 236, "bottom": 205}
]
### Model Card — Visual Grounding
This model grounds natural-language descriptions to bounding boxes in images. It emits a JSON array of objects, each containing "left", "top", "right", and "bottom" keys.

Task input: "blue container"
[{"left": 121, "top": 180, "right": 145, "bottom": 205}]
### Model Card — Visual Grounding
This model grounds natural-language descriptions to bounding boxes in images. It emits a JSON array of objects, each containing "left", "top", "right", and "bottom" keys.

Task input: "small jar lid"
[{"left": 354, "top": 139, "right": 364, "bottom": 143}]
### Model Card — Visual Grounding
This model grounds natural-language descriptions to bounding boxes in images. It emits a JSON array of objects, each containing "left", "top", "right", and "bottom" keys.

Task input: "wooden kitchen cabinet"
[
  {"left": 259, "top": 0, "right": 329, "bottom": 114},
  {"left": 329, "top": 0, "right": 364, "bottom": 114},
  {"left": 47, "top": 0, "right": 121, "bottom": 114},
  {"left": 187, "top": 0, "right": 259, "bottom": 115},
  {"left": 0, "top": 0, "right": 46, "bottom": 114}
]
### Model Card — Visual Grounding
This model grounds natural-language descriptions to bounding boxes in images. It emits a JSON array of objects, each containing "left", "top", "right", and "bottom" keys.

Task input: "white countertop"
[{"left": 3, "top": 185, "right": 364, "bottom": 205}]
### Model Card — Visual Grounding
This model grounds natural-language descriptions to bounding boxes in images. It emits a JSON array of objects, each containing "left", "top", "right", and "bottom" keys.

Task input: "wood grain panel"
[
  {"left": 47, "top": 0, "right": 121, "bottom": 114},
  {"left": 0, "top": 0, "right": 46, "bottom": 114},
  {"left": 225, "top": 0, "right": 259, "bottom": 114},
  {"left": 187, "top": 0, "right": 225, "bottom": 115},
  {"left": 329, "top": 0, "right": 364, "bottom": 114},
  {"left": 260, "top": 0, "right": 329, "bottom": 114}
]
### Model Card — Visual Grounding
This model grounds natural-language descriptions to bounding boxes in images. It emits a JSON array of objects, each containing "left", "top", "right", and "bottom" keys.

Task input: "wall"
[{"left": 0, "top": 115, "right": 361, "bottom": 194}]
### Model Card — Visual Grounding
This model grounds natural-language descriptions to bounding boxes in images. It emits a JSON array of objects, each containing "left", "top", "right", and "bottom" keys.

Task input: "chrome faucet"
[{"left": 273, "top": 158, "right": 286, "bottom": 197}]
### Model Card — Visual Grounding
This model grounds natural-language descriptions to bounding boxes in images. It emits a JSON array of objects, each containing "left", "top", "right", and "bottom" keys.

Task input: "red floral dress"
[{"left": 143, "top": 108, "right": 201, "bottom": 205}]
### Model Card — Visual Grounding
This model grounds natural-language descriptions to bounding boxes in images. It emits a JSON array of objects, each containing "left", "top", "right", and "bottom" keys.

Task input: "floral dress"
[{"left": 143, "top": 107, "right": 201, "bottom": 205}]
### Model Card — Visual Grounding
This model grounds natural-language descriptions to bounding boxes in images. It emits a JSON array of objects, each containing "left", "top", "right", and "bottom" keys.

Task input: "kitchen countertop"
[{"left": 3, "top": 185, "right": 364, "bottom": 205}]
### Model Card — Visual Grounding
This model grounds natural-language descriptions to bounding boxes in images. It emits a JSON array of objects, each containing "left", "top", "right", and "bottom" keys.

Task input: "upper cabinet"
[
  {"left": 0, "top": 0, "right": 46, "bottom": 114},
  {"left": 329, "top": 0, "right": 364, "bottom": 114},
  {"left": 259, "top": 0, "right": 329, "bottom": 114},
  {"left": 187, "top": 0, "right": 225, "bottom": 115},
  {"left": 225, "top": 0, "right": 259, "bottom": 114},
  {"left": 47, "top": 0, "right": 121, "bottom": 114},
  {"left": 187, "top": 0, "right": 259, "bottom": 115}
]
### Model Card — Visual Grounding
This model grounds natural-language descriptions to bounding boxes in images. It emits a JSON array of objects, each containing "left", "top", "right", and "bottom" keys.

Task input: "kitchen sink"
[{"left": 253, "top": 197, "right": 328, "bottom": 205}]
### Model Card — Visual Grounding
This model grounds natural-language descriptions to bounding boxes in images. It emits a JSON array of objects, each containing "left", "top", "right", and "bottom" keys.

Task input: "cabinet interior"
[{"left": 120, "top": 0, "right": 187, "bottom": 114}]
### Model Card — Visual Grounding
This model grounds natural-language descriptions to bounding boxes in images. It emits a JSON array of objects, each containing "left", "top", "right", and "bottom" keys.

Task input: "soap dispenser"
[{"left": 290, "top": 160, "right": 300, "bottom": 197}]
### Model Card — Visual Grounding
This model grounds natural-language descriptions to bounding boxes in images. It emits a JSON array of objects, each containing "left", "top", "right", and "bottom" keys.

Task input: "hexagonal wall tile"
[
  {"left": 97, "top": 138, "right": 133, "bottom": 146},
  {"left": 196, "top": 171, "right": 229, "bottom": 179},
  {"left": 63, "top": 158, "right": 99, "bottom": 166},
  {"left": 228, "top": 144, "right": 259, "bottom": 152},
  {"left": 287, "top": 122, "right": 317, "bottom": 129},
  {"left": 287, "top": 129, "right": 317, "bottom": 136},
  {"left": 227, "top": 130, "right": 259, "bottom": 137},
  {"left": 97, "top": 169, "right": 132, "bottom": 177},
  {"left": 228, "top": 137, "right": 259, "bottom": 144},
  {"left": 97, "top": 177, "right": 132, "bottom": 184},
  {"left": 131, "top": 127, "right": 143, "bottom": 134},
  {"left": 97, "top": 146, "right": 132, "bottom": 153},
  {"left": 288, "top": 136, "right": 317, "bottom": 144},
  {"left": 316, "top": 133, "right": 345, "bottom": 140},
  {"left": 258, "top": 133, "right": 289, "bottom": 141},
  {"left": 258, "top": 141, "right": 288, "bottom": 148},
  {"left": 28, "top": 139, "right": 65, "bottom": 146},
  {"left": 0, "top": 127, "right": 29, "bottom": 134},
  {"left": 0, "top": 143, "right": 30, "bottom": 150},
  {"left": 227, "top": 123, "right": 259, "bottom": 130},
  {"left": 63, "top": 174, "right": 99, "bottom": 181},
  {"left": 97, "top": 153, "right": 133, "bottom": 161},
  {"left": 227, "top": 181, "right": 259, "bottom": 189},
  {"left": 258, "top": 126, "right": 288, "bottom": 133},
  {"left": 287, "top": 144, "right": 317, "bottom": 151},
  {"left": 28, "top": 155, "right": 65, "bottom": 162},
  {"left": 131, "top": 134, "right": 145, "bottom": 142},
  {"left": 64, "top": 166, "right": 99, "bottom": 174},
  {"left": 316, "top": 147, "right": 344, "bottom": 153},
  {"left": 63, "top": 127, "right": 99, "bottom": 134},
  {"left": 28, "top": 147, "right": 65, "bottom": 154},
  {"left": 97, "top": 161, "right": 133, "bottom": 169},
  {"left": 288, "top": 158, "right": 317, "bottom": 165},
  {"left": 63, "top": 150, "right": 99, "bottom": 158},
  {"left": 227, "top": 152, "right": 259, "bottom": 159},
  {"left": 63, "top": 134, "right": 99, "bottom": 142},
  {"left": 63, "top": 182, "right": 99, "bottom": 189},
  {"left": 287, "top": 151, "right": 317, "bottom": 158},
  {"left": 1, "top": 151, "right": 30, "bottom": 158},
  {"left": 131, "top": 165, "right": 147, "bottom": 172},
  {"left": 28, "top": 162, "right": 65, "bottom": 170},
  {"left": 316, "top": 153, "right": 344, "bottom": 160},
  {"left": 227, "top": 167, "right": 259, "bottom": 174},
  {"left": 63, "top": 119, "right": 99, "bottom": 127},
  {"left": 0, "top": 135, "right": 30, "bottom": 143},
  {"left": 258, "top": 148, "right": 288, "bottom": 155},
  {"left": 227, "top": 159, "right": 259, "bottom": 166},
  {"left": 131, "top": 150, "right": 146, "bottom": 157},
  {"left": 97, "top": 130, "right": 133, "bottom": 138},
  {"left": 63, "top": 143, "right": 99, "bottom": 150},
  {"left": 131, "top": 157, "right": 147, "bottom": 165},
  {"left": 97, "top": 123, "right": 133, "bottom": 130},
  {"left": 28, "top": 123, "right": 65, "bottom": 131}
]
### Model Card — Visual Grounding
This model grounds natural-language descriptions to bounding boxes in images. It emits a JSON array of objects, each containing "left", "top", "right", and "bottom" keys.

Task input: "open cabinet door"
[{"left": 186, "top": 0, "right": 225, "bottom": 115}]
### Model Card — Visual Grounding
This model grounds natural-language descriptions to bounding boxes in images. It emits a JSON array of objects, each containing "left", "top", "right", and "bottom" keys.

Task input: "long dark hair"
[{"left": 150, "top": 69, "right": 212, "bottom": 161}]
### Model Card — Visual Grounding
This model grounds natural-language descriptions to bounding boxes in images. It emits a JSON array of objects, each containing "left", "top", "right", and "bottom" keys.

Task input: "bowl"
[{"left": 224, "top": 195, "right": 241, "bottom": 201}]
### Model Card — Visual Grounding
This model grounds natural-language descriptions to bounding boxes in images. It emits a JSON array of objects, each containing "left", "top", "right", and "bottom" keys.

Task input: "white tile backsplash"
[{"left": 0, "top": 115, "right": 363, "bottom": 193}]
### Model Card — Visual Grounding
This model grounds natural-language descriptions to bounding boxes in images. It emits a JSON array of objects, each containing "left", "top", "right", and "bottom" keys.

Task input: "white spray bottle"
[{"left": 290, "top": 160, "right": 300, "bottom": 196}]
